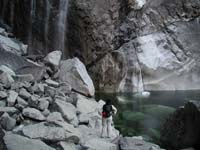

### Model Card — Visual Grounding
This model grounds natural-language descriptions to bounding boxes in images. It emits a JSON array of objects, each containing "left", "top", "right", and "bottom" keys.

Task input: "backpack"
[{"left": 102, "top": 104, "right": 113, "bottom": 118}]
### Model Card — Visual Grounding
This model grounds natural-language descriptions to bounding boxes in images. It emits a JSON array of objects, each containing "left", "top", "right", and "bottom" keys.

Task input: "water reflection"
[{"left": 95, "top": 90, "right": 200, "bottom": 143}]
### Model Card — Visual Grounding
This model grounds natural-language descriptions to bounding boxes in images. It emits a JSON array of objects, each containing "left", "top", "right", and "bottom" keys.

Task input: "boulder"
[
  {"left": 29, "top": 82, "right": 45, "bottom": 94},
  {"left": 15, "top": 74, "right": 34, "bottom": 82},
  {"left": 78, "top": 113, "right": 90, "bottom": 125},
  {"left": 59, "top": 142, "right": 76, "bottom": 150},
  {"left": 44, "top": 86, "right": 57, "bottom": 98},
  {"left": 0, "top": 107, "right": 19, "bottom": 114},
  {"left": 0, "top": 49, "right": 30, "bottom": 72},
  {"left": 38, "top": 97, "right": 53, "bottom": 104},
  {"left": 0, "top": 34, "right": 27, "bottom": 55},
  {"left": 4, "top": 133, "right": 55, "bottom": 150},
  {"left": 59, "top": 58, "right": 95, "bottom": 96},
  {"left": 38, "top": 99, "right": 49, "bottom": 111},
  {"left": 0, "top": 27, "right": 6, "bottom": 35},
  {"left": 17, "top": 96, "right": 28, "bottom": 107},
  {"left": 0, "top": 65, "right": 15, "bottom": 76},
  {"left": 161, "top": 100, "right": 200, "bottom": 149},
  {"left": 7, "top": 90, "right": 18, "bottom": 106},
  {"left": 0, "top": 72, "right": 14, "bottom": 88},
  {"left": 0, "top": 113, "right": 16, "bottom": 131},
  {"left": 22, "top": 123, "right": 80, "bottom": 143},
  {"left": 45, "top": 79, "right": 59, "bottom": 87},
  {"left": 17, "top": 66, "right": 46, "bottom": 81},
  {"left": 82, "top": 138, "right": 118, "bottom": 150},
  {"left": 19, "top": 88, "right": 32, "bottom": 99},
  {"left": 55, "top": 99, "right": 77, "bottom": 122},
  {"left": 22, "top": 108, "right": 45, "bottom": 121},
  {"left": 0, "top": 101, "right": 6, "bottom": 107},
  {"left": 120, "top": 137, "right": 162, "bottom": 150},
  {"left": 10, "top": 81, "right": 30, "bottom": 91},
  {"left": 76, "top": 94, "right": 98, "bottom": 114},
  {"left": 42, "top": 109, "right": 50, "bottom": 117},
  {"left": 44, "top": 50, "right": 62, "bottom": 66},
  {"left": 47, "top": 112, "right": 80, "bottom": 135},
  {"left": 0, "top": 91, "right": 7, "bottom": 99},
  {"left": 28, "top": 95, "right": 40, "bottom": 108}
]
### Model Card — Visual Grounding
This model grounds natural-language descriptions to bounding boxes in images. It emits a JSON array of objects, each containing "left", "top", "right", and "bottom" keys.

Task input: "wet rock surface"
[{"left": 161, "top": 100, "right": 200, "bottom": 150}]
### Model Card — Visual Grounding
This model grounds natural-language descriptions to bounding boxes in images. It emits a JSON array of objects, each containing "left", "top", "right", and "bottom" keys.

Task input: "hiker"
[{"left": 101, "top": 99, "right": 117, "bottom": 138}]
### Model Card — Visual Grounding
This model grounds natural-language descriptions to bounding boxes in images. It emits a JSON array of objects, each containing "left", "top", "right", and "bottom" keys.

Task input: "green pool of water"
[{"left": 95, "top": 90, "right": 200, "bottom": 144}]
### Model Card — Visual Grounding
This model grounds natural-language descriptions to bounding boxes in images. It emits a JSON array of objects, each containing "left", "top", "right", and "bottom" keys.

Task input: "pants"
[{"left": 101, "top": 116, "right": 112, "bottom": 138}]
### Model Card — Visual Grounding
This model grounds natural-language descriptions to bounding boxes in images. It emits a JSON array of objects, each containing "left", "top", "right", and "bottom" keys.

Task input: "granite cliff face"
[
  {"left": 0, "top": 0, "right": 200, "bottom": 92},
  {"left": 68, "top": 0, "right": 200, "bottom": 92}
]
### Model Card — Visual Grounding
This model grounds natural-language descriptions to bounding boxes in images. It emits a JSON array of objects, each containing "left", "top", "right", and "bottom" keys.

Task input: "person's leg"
[
  {"left": 107, "top": 117, "right": 112, "bottom": 138},
  {"left": 101, "top": 118, "right": 106, "bottom": 137}
]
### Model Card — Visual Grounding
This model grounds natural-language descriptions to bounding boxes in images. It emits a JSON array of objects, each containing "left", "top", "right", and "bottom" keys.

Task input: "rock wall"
[
  {"left": 0, "top": 0, "right": 200, "bottom": 92},
  {"left": 67, "top": 0, "right": 200, "bottom": 92}
]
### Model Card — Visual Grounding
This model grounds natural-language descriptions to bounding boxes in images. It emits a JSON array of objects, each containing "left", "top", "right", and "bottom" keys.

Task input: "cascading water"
[
  {"left": 54, "top": 0, "right": 69, "bottom": 57},
  {"left": 28, "top": 0, "right": 36, "bottom": 53},
  {"left": 118, "top": 44, "right": 144, "bottom": 93},
  {"left": 44, "top": 0, "right": 50, "bottom": 54},
  {"left": 27, "top": 0, "right": 69, "bottom": 55}
]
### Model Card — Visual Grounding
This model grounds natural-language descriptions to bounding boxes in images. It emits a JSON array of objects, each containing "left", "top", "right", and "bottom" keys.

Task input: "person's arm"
[{"left": 112, "top": 105, "right": 117, "bottom": 115}]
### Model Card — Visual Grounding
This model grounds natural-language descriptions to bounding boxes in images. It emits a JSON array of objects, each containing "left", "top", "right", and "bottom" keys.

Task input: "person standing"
[{"left": 101, "top": 99, "right": 117, "bottom": 138}]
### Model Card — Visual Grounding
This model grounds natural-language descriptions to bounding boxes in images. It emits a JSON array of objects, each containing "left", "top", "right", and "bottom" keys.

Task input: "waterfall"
[
  {"left": 54, "top": 0, "right": 69, "bottom": 57},
  {"left": 28, "top": 0, "right": 36, "bottom": 53},
  {"left": 137, "top": 63, "right": 144, "bottom": 92},
  {"left": 118, "top": 43, "right": 144, "bottom": 93},
  {"left": 135, "top": 45, "right": 144, "bottom": 93},
  {"left": 44, "top": 0, "right": 50, "bottom": 54}
]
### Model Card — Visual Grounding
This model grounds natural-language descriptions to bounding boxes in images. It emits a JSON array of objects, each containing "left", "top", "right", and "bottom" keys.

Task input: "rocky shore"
[{"left": 0, "top": 28, "right": 167, "bottom": 150}]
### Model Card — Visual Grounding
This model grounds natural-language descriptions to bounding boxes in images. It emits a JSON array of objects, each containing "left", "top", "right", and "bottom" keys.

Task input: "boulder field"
[{"left": 0, "top": 32, "right": 164, "bottom": 149}]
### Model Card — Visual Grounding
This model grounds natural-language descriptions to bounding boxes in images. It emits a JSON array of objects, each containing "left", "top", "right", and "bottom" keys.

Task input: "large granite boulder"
[
  {"left": 161, "top": 100, "right": 200, "bottom": 150},
  {"left": 22, "top": 108, "right": 46, "bottom": 121},
  {"left": 22, "top": 123, "right": 80, "bottom": 143},
  {"left": 7, "top": 90, "right": 18, "bottom": 106},
  {"left": 4, "top": 132, "right": 55, "bottom": 150},
  {"left": 44, "top": 50, "right": 62, "bottom": 66},
  {"left": 0, "top": 34, "right": 27, "bottom": 55},
  {"left": 0, "top": 48, "right": 46, "bottom": 81},
  {"left": 59, "top": 58, "right": 95, "bottom": 96},
  {"left": 55, "top": 99, "right": 77, "bottom": 123},
  {"left": 47, "top": 112, "right": 80, "bottom": 135},
  {"left": 0, "top": 113, "right": 16, "bottom": 131},
  {"left": 76, "top": 94, "right": 99, "bottom": 114},
  {"left": 82, "top": 138, "right": 118, "bottom": 150}
]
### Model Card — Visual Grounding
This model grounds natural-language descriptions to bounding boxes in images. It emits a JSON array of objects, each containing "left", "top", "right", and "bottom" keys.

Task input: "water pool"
[{"left": 95, "top": 90, "right": 200, "bottom": 144}]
